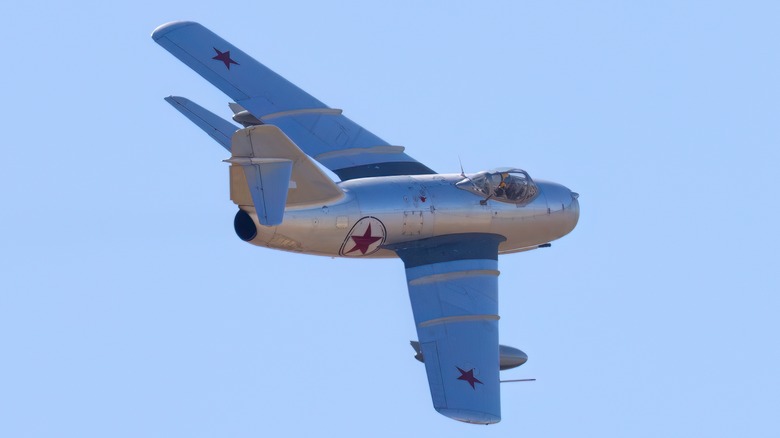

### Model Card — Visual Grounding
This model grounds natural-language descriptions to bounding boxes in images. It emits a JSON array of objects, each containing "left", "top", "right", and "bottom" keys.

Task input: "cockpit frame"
[{"left": 455, "top": 168, "right": 540, "bottom": 206}]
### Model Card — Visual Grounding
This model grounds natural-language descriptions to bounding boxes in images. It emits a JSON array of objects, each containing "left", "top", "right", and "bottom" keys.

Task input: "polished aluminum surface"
[{"left": 244, "top": 172, "right": 579, "bottom": 258}]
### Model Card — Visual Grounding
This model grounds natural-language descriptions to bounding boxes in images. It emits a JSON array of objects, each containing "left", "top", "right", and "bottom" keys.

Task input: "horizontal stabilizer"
[{"left": 164, "top": 96, "right": 239, "bottom": 151}]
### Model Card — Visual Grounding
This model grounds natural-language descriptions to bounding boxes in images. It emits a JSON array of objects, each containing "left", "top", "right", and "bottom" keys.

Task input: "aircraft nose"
[
  {"left": 560, "top": 188, "right": 579, "bottom": 231},
  {"left": 538, "top": 181, "right": 580, "bottom": 233},
  {"left": 569, "top": 192, "right": 580, "bottom": 223}
]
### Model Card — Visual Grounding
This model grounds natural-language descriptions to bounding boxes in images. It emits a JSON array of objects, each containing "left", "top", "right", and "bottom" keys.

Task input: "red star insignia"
[
  {"left": 212, "top": 48, "right": 239, "bottom": 70},
  {"left": 345, "top": 223, "right": 382, "bottom": 255},
  {"left": 457, "top": 367, "right": 483, "bottom": 389}
]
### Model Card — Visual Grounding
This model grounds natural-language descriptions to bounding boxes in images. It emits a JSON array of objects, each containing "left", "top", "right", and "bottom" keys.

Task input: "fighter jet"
[{"left": 152, "top": 21, "right": 579, "bottom": 424}]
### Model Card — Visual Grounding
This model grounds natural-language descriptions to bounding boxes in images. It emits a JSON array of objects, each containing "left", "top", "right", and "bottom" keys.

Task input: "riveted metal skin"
[{"left": 241, "top": 173, "right": 579, "bottom": 258}]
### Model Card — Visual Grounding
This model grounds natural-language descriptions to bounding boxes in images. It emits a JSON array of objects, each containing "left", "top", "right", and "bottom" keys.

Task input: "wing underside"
[
  {"left": 152, "top": 21, "right": 435, "bottom": 181},
  {"left": 389, "top": 233, "right": 506, "bottom": 424}
]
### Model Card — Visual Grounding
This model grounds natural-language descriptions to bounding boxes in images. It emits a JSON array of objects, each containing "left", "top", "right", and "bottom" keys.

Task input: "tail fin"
[{"left": 227, "top": 126, "right": 344, "bottom": 226}]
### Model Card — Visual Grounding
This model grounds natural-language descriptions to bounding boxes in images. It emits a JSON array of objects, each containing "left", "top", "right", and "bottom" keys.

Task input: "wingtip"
[
  {"left": 435, "top": 407, "right": 501, "bottom": 425},
  {"left": 151, "top": 20, "right": 198, "bottom": 40}
]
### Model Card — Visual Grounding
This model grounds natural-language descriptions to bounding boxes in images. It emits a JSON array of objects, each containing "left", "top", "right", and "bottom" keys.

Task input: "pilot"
[
  {"left": 500, "top": 173, "right": 510, "bottom": 185},
  {"left": 505, "top": 179, "right": 520, "bottom": 200},
  {"left": 495, "top": 172, "right": 510, "bottom": 198}
]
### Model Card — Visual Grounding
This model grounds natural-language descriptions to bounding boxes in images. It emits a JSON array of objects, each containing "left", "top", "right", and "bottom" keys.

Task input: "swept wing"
[
  {"left": 389, "top": 233, "right": 506, "bottom": 424},
  {"left": 152, "top": 21, "right": 435, "bottom": 181}
]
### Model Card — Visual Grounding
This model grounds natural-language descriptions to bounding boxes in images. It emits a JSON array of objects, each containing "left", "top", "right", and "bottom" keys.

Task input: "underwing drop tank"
[{"left": 410, "top": 341, "right": 528, "bottom": 370}]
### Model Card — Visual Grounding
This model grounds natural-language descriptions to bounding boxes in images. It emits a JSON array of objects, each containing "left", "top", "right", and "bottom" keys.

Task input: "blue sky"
[{"left": 2, "top": 1, "right": 779, "bottom": 436}]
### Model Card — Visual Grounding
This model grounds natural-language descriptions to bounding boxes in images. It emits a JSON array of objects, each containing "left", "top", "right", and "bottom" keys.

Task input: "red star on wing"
[
  {"left": 456, "top": 367, "right": 483, "bottom": 389},
  {"left": 212, "top": 48, "right": 239, "bottom": 70},
  {"left": 345, "top": 223, "right": 382, "bottom": 255}
]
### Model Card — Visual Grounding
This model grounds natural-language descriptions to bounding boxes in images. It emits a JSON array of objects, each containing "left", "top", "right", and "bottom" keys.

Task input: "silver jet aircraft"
[{"left": 152, "top": 21, "right": 579, "bottom": 424}]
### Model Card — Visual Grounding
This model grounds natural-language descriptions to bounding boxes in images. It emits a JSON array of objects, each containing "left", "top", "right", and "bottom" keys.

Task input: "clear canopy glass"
[{"left": 456, "top": 169, "right": 539, "bottom": 205}]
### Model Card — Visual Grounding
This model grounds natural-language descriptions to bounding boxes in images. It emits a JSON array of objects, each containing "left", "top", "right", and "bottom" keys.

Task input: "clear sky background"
[{"left": 1, "top": 1, "right": 779, "bottom": 436}]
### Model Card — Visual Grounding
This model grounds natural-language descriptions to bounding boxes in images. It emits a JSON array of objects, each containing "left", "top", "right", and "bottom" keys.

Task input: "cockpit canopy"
[{"left": 456, "top": 168, "right": 539, "bottom": 205}]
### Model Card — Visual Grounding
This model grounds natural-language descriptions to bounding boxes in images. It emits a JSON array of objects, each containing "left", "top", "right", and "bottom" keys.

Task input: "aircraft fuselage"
[{"left": 242, "top": 173, "right": 579, "bottom": 258}]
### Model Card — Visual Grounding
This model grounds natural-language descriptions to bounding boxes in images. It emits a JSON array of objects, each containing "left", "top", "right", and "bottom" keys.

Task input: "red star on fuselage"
[
  {"left": 212, "top": 48, "right": 239, "bottom": 70},
  {"left": 345, "top": 223, "right": 382, "bottom": 255},
  {"left": 456, "top": 367, "right": 483, "bottom": 389}
]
